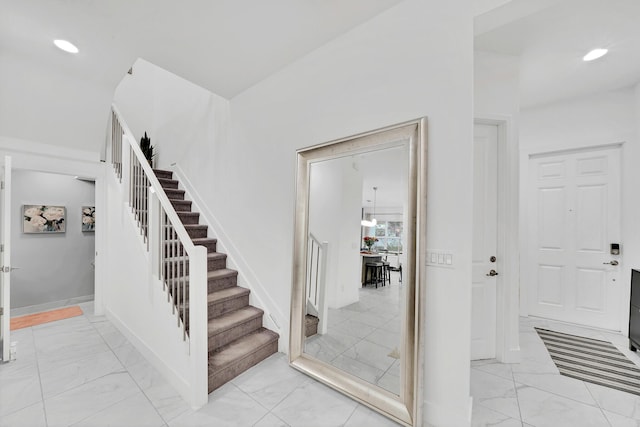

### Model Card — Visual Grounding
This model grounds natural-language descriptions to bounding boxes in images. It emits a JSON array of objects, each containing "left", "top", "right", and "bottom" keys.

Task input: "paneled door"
[
  {"left": 471, "top": 123, "right": 498, "bottom": 359},
  {"left": 528, "top": 146, "right": 621, "bottom": 330},
  {"left": 0, "top": 156, "right": 11, "bottom": 361}
]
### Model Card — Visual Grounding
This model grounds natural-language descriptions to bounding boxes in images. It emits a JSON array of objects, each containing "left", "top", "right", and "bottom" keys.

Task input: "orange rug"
[{"left": 10, "top": 306, "right": 83, "bottom": 330}]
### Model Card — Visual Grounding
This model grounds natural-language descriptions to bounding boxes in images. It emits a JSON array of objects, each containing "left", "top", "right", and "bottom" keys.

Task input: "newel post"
[{"left": 189, "top": 245, "right": 209, "bottom": 408}]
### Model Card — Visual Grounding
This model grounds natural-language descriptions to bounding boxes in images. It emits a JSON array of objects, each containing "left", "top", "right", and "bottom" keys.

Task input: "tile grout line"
[
  {"left": 584, "top": 380, "right": 615, "bottom": 427},
  {"left": 87, "top": 313, "right": 170, "bottom": 425},
  {"left": 509, "top": 363, "right": 525, "bottom": 423},
  {"left": 31, "top": 326, "right": 51, "bottom": 427},
  {"left": 342, "top": 403, "right": 361, "bottom": 426},
  {"left": 38, "top": 313, "right": 138, "bottom": 426}
]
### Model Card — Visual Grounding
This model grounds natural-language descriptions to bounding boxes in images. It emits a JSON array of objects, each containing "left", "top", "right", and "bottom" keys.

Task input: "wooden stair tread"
[
  {"left": 164, "top": 252, "right": 225, "bottom": 263},
  {"left": 158, "top": 177, "right": 178, "bottom": 185},
  {"left": 206, "top": 268, "right": 237, "bottom": 282},
  {"left": 150, "top": 167, "right": 279, "bottom": 391},
  {"left": 208, "top": 252, "right": 226, "bottom": 261},
  {"left": 153, "top": 169, "right": 173, "bottom": 177},
  {"left": 305, "top": 314, "right": 319, "bottom": 326},
  {"left": 209, "top": 286, "right": 249, "bottom": 303},
  {"left": 192, "top": 237, "right": 218, "bottom": 245},
  {"left": 208, "top": 328, "right": 279, "bottom": 373},
  {"left": 208, "top": 306, "right": 263, "bottom": 335},
  {"left": 184, "top": 224, "right": 207, "bottom": 230},
  {"left": 178, "top": 268, "right": 238, "bottom": 286}
]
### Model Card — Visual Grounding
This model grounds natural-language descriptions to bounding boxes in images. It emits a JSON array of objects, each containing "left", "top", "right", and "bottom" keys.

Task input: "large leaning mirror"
[{"left": 290, "top": 119, "right": 426, "bottom": 426}]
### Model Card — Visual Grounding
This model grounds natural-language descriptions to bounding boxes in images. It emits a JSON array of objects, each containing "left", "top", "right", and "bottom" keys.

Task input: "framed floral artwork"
[
  {"left": 82, "top": 206, "right": 95, "bottom": 232},
  {"left": 23, "top": 205, "right": 66, "bottom": 233}
]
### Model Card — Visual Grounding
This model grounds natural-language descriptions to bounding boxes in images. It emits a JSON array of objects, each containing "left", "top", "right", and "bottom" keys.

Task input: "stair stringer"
[{"left": 172, "top": 165, "right": 287, "bottom": 351}]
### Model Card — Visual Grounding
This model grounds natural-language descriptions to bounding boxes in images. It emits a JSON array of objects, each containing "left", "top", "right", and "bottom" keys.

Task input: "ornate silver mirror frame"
[{"left": 290, "top": 118, "right": 427, "bottom": 426}]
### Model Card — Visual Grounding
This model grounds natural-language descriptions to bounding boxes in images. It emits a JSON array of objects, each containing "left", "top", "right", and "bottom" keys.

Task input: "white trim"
[
  {"left": 0, "top": 136, "right": 100, "bottom": 163},
  {"left": 105, "top": 308, "right": 192, "bottom": 405},
  {"left": 10, "top": 294, "right": 94, "bottom": 317},
  {"left": 474, "top": 115, "right": 520, "bottom": 363},
  {"left": 423, "top": 396, "right": 472, "bottom": 427},
  {"left": 172, "top": 165, "right": 286, "bottom": 349}
]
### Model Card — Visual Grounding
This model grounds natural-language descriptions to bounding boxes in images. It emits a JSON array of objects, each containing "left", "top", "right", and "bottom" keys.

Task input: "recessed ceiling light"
[
  {"left": 53, "top": 39, "right": 79, "bottom": 54},
  {"left": 583, "top": 48, "right": 608, "bottom": 62}
]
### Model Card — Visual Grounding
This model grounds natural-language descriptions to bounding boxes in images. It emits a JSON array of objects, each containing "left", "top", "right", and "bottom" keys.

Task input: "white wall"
[
  {"left": 0, "top": 50, "right": 113, "bottom": 155},
  {"left": 113, "top": 58, "right": 230, "bottom": 170},
  {"left": 519, "top": 88, "right": 639, "bottom": 333},
  {"left": 11, "top": 171, "right": 95, "bottom": 308},
  {"left": 112, "top": 2, "right": 474, "bottom": 423},
  {"left": 309, "top": 158, "right": 362, "bottom": 309},
  {"left": 474, "top": 51, "right": 519, "bottom": 117},
  {"left": 103, "top": 161, "right": 196, "bottom": 404},
  {"left": 222, "top": 1, "right": 474, "bottom": 425},
  {"left": 112, "top": 57, "right": 286, "bottom": 342}
]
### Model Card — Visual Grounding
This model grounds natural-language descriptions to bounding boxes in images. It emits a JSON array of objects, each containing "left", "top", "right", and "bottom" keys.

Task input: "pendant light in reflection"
[{"left": 361, "top": 186, "right": 377, "bottom": 227}]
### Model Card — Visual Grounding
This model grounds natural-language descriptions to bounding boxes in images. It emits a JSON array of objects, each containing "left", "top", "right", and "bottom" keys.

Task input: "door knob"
[
  {"left": 603, "top": 260, "right": 619, "bottom": 266},
  {"left": 486, "top": 270, "right": 499, "bottom": 277}
]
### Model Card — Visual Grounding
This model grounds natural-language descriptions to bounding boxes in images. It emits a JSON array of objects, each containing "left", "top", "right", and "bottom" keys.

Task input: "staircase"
[
  {"left": 154, "top": 168, "right": 279, "bottom": 393},
  {"left": 305, "top": 314, "right": 319, "bottom": 338}
]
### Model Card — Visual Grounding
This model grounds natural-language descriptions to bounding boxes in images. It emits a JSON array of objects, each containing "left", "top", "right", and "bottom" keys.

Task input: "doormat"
[
  {"left": 10, "top": 306, "right": 83, "bottom": 330},
  {"left": 536, "top": 327, "right": 640, "bottom": 396}
]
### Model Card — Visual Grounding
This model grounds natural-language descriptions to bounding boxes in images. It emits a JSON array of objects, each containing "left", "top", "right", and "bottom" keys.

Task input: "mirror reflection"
[{"left": 303, "top": 144, "right": 409, "bottom": 395}]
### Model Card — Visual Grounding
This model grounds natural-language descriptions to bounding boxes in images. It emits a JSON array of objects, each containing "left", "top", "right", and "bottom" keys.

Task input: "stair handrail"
[
  {"left": 307, "top": 232, "right": 329, "bottom": 335},
  {"left": 111, "top": 105, "right": 199, "bottom": 255},
  {"left": 110, "top": 104, "right": 208, "bottom": 408}
]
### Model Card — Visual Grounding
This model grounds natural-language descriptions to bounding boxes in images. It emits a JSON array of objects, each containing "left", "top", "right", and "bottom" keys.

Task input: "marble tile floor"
[
  {"left": 6, "top": 296, "right": 638, "bottom": 426},
  {"left": 0, "top": 300, "right": 400, "bottom": 427},
  {"left": 471, "top": 316, "right": 640, "bottom": 427},
  {"left": 304, "top": 272, "right": 404, "bottom": 395}
]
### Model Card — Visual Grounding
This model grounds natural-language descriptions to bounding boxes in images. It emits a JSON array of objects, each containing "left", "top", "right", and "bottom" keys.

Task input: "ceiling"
[
  {"left": 475, "top": 0, "right": 640, "bottom": 108},
  {"left": 0, "top": 0, "right": 404, "bottom": 153},
  {"left": 0, "top": 0, "right": 403, "bottom": 100}
]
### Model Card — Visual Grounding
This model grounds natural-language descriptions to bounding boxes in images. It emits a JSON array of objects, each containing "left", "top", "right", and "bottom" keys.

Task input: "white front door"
[
  {"left": 528, "top": 146, "right": 621, "bottom": 330},
  {"left": 0, "top": 156, "right": 11, "bottom": 361},
  {"left": 471, "top": 124, "right": 498, "bottom": 360}
]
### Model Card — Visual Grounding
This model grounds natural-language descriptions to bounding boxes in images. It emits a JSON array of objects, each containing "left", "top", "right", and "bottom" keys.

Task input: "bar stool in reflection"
[
  {"left": 382, "top": 257, "right": 391, "bottom": 285},
  {"left": 365, "top": 262, "right": 384, "bottom": 288}
]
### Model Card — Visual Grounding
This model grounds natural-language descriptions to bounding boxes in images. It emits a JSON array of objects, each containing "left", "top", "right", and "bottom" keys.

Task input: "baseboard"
[
  {"left": 500, "top": 346, "right": 521, "bottom": 364},
  {"left": 423, "top": 396, "right": 472, "bottom": 427},
  {"left": 11, "top": 294, "right": 94, "bottom": 317},
  {"left": 172, "top": 165, "right": 287, "bottom": 349},
  {"left": 105, "top": 308, "right": 192, "bottom": 406}
]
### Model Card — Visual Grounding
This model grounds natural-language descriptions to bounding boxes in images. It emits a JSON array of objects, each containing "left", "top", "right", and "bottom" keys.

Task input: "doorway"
[
  {"left": 10, "top": 170, "right": 96, "bottom": 316},
  {"left": 526, "top": 145, "right": 622, "bottom": 331},
  {"left": 471, "top": 118, "right": 520, "bottom": 363}
]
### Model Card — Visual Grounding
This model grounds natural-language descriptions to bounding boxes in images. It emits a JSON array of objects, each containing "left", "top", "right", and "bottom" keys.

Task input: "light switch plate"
[{"left": 426, "top": 250, "right": 455, "bottom": 268}]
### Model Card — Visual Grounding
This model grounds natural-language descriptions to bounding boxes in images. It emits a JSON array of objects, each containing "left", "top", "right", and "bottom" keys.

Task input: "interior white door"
[
  {"left": 471, "top": 123, "right": 498, "bottom": 360},
  {"left": 528, "top": 146, "right": 621, "bottom": 330},
  {"left": 0, "top": 156, "right": 11, "bottom": 362}
]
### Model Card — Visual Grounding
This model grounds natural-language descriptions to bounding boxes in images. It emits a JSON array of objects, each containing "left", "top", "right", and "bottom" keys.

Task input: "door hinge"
[
  {"left": 1, "top": 244, "right": 4, "bottom": 252},
  {"left": 0, "top": 307, "right": 3, "bottom": 316},
  {"left": 1, "top": 181, "right": 4, "bottom": 190}
]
